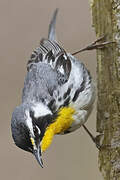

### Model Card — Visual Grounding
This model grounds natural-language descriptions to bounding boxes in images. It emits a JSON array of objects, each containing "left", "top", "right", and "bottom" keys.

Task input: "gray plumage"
[
  {"left": 22, "top": 63, "right": 58, "bottom": 103},
  {"left": 11, "top": 9, "right": 95, "bottom": 167}
]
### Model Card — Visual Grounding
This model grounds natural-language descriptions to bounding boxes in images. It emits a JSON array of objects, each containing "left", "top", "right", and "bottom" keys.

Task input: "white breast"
[{"left": 65, "top": 54, "right": 96, "bottom": 132}]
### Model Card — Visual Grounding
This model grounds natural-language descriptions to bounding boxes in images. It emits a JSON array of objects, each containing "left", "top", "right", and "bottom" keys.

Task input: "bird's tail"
[{"left": 48, "top": 8, "right": 58, "bottom": 42}]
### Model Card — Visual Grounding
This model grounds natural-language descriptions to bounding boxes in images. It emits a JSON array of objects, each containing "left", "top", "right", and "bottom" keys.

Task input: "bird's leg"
[
  {"left": 82, "top": 124, "right": 101, "bottom": 150},
  {"left": 72, "top": 36, "right": 115, "bottom": 55}
]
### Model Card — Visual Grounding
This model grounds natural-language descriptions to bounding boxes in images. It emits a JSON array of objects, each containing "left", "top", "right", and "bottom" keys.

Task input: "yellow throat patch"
[{"left": 41, "top": 107, "right": 75, "bottom": 152}]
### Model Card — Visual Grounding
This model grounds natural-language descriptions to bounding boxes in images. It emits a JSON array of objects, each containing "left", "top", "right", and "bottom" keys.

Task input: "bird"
[{"left": 11, "top": 9, "right": 97, "bottom": 168}]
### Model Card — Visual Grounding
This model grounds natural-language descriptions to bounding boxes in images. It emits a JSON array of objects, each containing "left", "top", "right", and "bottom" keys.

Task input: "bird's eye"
[{"left": 30, "top": 110, "right": 34, "bottom": 119}]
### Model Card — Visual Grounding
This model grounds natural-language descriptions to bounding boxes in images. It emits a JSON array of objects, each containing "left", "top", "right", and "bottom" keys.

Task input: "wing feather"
[
  {"left": 27, "top": 9, "right": 71, "bottom": 85},
  {"left": 27, "top": 39, "right": 71, "bottom": 85}
]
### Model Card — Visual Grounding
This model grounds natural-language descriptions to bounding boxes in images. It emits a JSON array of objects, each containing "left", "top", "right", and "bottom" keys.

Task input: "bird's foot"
[
  {"left": 82, "top": 124, "right": 103, "bottom": 150},
  {"left": 72, "top": 35, "right": 116, "bottom": 55}
]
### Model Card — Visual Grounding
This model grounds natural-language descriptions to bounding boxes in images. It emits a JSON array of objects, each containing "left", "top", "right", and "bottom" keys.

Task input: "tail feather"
[{"left": 48, "top": 8, "right": 58, "bottom": 42}]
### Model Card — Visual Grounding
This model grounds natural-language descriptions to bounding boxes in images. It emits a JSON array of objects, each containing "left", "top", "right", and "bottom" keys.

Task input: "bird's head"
[{"left": 11, "top": 103, "right": 54, "bottom": 168}]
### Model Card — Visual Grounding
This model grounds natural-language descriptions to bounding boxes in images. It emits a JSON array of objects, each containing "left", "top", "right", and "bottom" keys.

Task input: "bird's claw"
[{"left": 92, "top": 136, "right": 102, "bottom": 150}]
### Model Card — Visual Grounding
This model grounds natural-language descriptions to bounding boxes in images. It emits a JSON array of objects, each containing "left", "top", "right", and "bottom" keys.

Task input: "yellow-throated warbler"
[{"left": 11, "top": 9, "right": 107, "bottom": 168}]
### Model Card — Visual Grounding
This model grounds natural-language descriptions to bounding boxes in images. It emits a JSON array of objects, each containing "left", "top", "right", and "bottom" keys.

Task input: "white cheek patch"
[
  {"left": 25, "top": 110, "right": 34, "bottom": 137},
  {"left": 32, "top": 103, "right": 52, "bottom": 118}
]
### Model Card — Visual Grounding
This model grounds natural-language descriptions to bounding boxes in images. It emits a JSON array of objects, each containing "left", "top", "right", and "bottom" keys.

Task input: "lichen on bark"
[{"left": 91, "top": 0, "right": 120, "bottom": 179}]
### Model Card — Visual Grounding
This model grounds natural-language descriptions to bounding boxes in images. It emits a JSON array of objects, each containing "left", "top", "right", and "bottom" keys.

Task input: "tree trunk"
[{"left": 91, "top": 0, "right": 120, "bottom": 179}]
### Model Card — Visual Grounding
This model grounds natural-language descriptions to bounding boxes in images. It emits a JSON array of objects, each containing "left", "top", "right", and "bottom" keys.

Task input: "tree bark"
[{"left": 91, "top": 0, "right": 120, "bottom": 179}]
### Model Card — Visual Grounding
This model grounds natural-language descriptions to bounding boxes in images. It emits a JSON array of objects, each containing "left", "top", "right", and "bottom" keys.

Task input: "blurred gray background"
[{"left": 0, "top": 0, "right": 102, "bottom": 180}]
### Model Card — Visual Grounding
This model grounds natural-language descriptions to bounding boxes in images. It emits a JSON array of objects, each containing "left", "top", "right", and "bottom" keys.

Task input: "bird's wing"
[
  {"left": 23, "top": 9, "right": 72, "bottom": 108},
  {"left": 27, "top": 8, "right": 71, "bottom": 85},
  {"left": 27, "top": 39, "right": 71, "bottom": 86}
]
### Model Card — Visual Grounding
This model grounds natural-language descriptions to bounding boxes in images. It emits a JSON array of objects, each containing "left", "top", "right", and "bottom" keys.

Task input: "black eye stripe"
[{"left": 29, "top": 110, "right": 55, "bottom": 141}]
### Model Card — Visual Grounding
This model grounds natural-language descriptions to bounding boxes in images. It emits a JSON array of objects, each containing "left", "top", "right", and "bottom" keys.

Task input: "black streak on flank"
[
  {"left": 72, "top": 89, "right": 81, "bottom": 102},
  {"left": 63, "top": 88, "right": 71, "bottom": 99},
  {"left": 87, "top": 70, "right": 92, "bottom": 83},
  {"left": 48, "top": 99, "right": 55, "bottom": 108},
  {"left": 48, "top": 99, "right": 56, "bottom": 112},
  {"left": 72, "top": 79, "right": 86, "bottom": 102},
  {"left": 63, "top": 96, "right": 70, "bottom": 107},
  {"left": 79, "top": 78, "right": 85, "bottom": 92},
  {"left": 58, "top": 97, "right": 62, "bottom": 101}
]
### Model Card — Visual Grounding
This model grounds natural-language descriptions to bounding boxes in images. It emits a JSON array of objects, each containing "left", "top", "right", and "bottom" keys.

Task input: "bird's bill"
[{"left": 33, "top": 146, "right": 43, "bottom": 168}]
